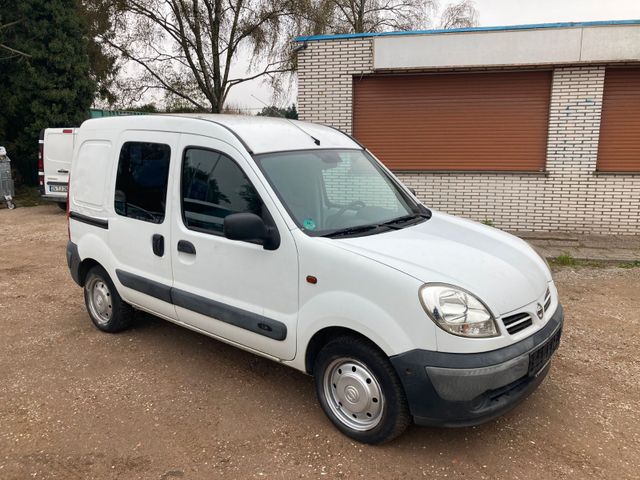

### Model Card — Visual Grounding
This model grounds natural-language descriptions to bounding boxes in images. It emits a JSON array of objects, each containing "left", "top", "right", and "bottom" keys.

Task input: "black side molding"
[
  {"left": 172, "top": 289, "right": 287, "bottom": 341},
  {"left": 116, "top": 269, "right": 173, "bottom": 304},
  {"left": 69, "top": 211, "right": 109, "bottom": 230},
  {"left": 113, "top": 269, "right": 287, "bottom": 341}
]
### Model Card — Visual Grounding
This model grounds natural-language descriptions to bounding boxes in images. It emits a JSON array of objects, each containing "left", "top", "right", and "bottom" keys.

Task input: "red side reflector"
[
  {"left": 306, "top": 275, "right": 318, "bottom": 285},
  {"left": 67, "top": 174, "right": 71, "bottom": 239},
  {"left": 63, "top": 129, "right": 73, "bottom": 134}
]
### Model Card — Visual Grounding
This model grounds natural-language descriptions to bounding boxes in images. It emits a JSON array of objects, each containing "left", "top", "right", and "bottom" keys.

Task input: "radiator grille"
[
  {"left": 502, "top": 312, "right": 533, "bottom": 335},
  {"left": 544, "top": 288, "right": 552, "bottom": 312}
]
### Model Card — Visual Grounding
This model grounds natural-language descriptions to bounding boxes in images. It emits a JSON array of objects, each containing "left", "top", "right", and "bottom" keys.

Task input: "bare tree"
[
  {"left": 316, "top": 0, "right": 438, "bottom": 33},
  {"left": 298, "top": 0, "right": 478, "bottom": 35},
  {"left": 104, "top": 0, "right": 295, "bottom": 112},
  {"left": 103, "top": 0, "right": 478, "bottom": 111},
  {"left": 439, "top": 0, "right": 478, "bottom": 29}
]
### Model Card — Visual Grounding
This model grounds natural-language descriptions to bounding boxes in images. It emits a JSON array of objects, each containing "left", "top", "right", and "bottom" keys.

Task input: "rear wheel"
[
  {"left": 314, "top": 336, "right": 410, "bottom": 444},
  {"left": 83, "top": 266, "right": 133, "bottom": 332}
]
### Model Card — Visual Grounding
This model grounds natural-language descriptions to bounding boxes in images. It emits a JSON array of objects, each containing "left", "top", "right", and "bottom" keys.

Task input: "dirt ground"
[{"left": 0, "top": 205, "right": 638, "bottom": 480}]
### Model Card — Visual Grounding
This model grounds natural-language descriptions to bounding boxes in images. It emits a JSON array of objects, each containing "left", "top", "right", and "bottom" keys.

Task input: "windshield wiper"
[
  {"left": 380, "top": 213, "right": 430, "bottom": 229},
  {"left": 322, "top": 212, "right": 430, "bottom": 238},
  {"left": 321, "top": 224, "right": 387, "bottom": 238}
]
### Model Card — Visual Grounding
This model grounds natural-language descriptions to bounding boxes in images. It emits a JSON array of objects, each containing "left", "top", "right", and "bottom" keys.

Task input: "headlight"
[{"left": 419, "top": 284, "right": 499, "bottom": 338}]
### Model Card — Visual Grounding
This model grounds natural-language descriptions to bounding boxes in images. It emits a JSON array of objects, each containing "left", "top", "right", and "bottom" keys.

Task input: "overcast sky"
[{"left": 225, "top": 0, "right": 640, "bottom": 112}]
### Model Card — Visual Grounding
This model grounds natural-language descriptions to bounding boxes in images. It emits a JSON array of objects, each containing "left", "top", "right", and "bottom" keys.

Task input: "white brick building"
[{"left": 296, "top": 21, "right": 640, "bottom": 235}]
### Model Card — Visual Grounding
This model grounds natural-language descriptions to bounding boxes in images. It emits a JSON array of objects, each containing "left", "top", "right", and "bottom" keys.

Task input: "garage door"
[
  {"left": 597, "top": 68, "right": 640, "bottom": 172},
  {"left": 353, "top": 71, "right": 552, "bottom": 171}
]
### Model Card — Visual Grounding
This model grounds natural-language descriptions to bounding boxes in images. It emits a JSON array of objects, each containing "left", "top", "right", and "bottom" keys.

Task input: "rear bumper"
[
  {"left": 66, "top": 240, "right": 82, "bottom": 286},
  {"left": 40, "top": 193, "right": 67, "bottom": 202},
  {"left": 391, "top": 304, "right": 563, "bottom": 427}
]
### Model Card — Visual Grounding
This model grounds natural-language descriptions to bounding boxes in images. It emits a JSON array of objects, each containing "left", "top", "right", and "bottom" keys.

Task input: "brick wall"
[{"left": 297, "top": 38, "right": 640, "bottom": 235}]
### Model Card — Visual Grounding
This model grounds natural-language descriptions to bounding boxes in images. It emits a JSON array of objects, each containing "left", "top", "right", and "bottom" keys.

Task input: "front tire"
[
  {"left": 314, "top": 336, "right": 411, "bottom": 444},
  {"left": 83, "top": 266, "right": 133, "bottom": 333}
]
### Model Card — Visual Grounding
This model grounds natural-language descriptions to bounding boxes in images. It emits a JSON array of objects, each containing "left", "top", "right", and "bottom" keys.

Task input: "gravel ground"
[{"left": 1, "top": 205, "right": 638, "bottom": 480}]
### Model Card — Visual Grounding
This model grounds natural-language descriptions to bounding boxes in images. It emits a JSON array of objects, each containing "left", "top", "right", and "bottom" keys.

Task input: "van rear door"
[{"left": 43, "top": 128, "right": 75, "bottom": 199}]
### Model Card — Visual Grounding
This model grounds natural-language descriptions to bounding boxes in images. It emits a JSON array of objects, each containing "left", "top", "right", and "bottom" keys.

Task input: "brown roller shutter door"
[
  {"left": 353, "top": 71, "right": 552, "bottom": 171},
  {"left": 598, "top": 68, "right": 640, "bottom": 172}
]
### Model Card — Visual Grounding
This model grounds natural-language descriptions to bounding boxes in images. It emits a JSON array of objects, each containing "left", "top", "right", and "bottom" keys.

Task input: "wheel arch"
[
  {"left": 304, "top": 326, "right": 387, "bottom": 375},
  {"left": 77, "top": 258, "right": 102, "bottom": 286}
]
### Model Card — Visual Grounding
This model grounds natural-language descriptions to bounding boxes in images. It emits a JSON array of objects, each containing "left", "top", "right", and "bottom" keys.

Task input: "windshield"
[{"left": 254, "top": 149, "right": 428, "bottom": 237}]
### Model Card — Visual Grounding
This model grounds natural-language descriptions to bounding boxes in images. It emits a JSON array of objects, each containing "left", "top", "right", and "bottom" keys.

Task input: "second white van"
[{"left": 39, "top": 127, "right": 75, "bottom": 208}]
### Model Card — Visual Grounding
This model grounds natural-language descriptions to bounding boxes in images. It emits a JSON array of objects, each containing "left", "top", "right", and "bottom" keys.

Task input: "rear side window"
[
  {"left": 182, "top": 148, "right": 261, "bottom": 235},
  {"left": 114, "top": 142, "right": 171, "bottom": 224}
]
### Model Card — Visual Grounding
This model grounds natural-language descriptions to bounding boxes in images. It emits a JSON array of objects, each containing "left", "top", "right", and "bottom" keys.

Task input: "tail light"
[{"left": 38, "top": 141, "right": 44, "bottom": 190}]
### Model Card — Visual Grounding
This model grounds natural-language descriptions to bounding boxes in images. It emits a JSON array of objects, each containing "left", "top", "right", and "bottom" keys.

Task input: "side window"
[
  {"left": 182, "top": 148, "right": 262, "bottom": 235},
  {"left": 114, "top": 142, "right": 171, "bottom": 224}
]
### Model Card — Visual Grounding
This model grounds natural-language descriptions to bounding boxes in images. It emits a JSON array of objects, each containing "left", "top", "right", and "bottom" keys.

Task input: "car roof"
[{"left": 79, "top": 114, "right": 362, "bottom": 155}]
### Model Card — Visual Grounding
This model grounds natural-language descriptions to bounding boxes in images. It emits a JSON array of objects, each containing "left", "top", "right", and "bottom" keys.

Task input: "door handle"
[
  {"left": 57, "top": 169, "right": 69, "bottom": 174},
  {"left": 177, "top": 240, "right": 196, "bottom": 255},
  {"left": 152, "top": 234, "right": 164, "bottom": 257}
]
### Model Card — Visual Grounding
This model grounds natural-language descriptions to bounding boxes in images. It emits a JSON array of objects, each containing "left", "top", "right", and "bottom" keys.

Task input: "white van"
[
  {"left": 39, "top": 128, "right": 76, "bottom": 208},
  {"left": 66, "top": 115, "right": 563, "bottom": 443}
]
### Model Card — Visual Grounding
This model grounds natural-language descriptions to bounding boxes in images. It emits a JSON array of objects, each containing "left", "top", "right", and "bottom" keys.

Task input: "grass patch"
[
  {"left": 13, "top": 185, "right": 43, "bottom": 207},
  {"left": 619, "top": 260, "right": 640, "bottom": 269},
  {"left": 551, "top": 254, "right": 577, "bottom": 266},
  {"left": 481, "top": 219, "right": 495, "bottom": 227},
  {"left": 549, "top": 255, "right": 640, "bottom": 269}
]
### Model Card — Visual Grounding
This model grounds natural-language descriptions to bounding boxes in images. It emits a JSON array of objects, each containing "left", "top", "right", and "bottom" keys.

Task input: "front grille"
[
  {"left": 528, "top": 328, "right": 562, "bottom": 376},
  {"left": 544, "top": 288, "right": 552, "bottom": 312},
  {"left": 502, "top": 312, "right": 533, "bottom": 335}
]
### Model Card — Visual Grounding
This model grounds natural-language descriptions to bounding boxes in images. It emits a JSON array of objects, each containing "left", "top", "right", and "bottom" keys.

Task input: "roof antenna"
[{"left": 251, "top": 95, "right": 320, "bottom": 146}]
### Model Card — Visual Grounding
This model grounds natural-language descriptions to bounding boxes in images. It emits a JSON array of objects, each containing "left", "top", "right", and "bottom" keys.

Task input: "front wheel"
[
  {"left": 83, "top": 266, "right": 133, "bottom": 333},
  {"left": 314, "top": 336, "right": 411, "bottom": 444}
]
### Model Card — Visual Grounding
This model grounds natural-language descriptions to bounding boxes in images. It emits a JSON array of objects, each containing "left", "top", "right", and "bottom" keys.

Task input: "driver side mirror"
[{"left": 223, "top": 213, "right": 280, "bottom": 250}]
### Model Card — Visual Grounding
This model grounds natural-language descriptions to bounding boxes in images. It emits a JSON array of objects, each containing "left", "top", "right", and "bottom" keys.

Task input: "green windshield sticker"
[{"left": 303, "top": 218, "right": 316, "bottom": 231}]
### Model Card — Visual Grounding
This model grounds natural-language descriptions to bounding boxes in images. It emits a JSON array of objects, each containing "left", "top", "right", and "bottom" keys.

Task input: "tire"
[
  {"left": 314, "top": 336, "right": 411, "bottom": 444},
  {"left": 57, "top": 202, "right": 67, "bottom": 211},
  {"left": 83, "top": 266, "right": 133, "bottom": 333}
]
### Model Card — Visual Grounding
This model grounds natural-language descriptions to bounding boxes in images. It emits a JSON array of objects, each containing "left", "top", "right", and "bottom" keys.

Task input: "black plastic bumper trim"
[
  {"left": 66, "top": 241, "right": 82, "bottom": 286},
  {"left": 391, "top": 304, "right": 564, "bottom": 426}
]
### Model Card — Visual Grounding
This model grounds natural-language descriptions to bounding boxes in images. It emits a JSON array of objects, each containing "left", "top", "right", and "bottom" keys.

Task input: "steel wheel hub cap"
[
  {"left": 323, "top": 358, "right": 384, "bottom": 431},
  {"left": 88, "top": 279, "right": 112, "bottom": 324}
]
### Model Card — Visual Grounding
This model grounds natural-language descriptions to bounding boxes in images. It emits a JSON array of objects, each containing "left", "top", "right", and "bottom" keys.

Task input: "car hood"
[{"left": 332, "top": 211, "right": 551, "bottom": 315}]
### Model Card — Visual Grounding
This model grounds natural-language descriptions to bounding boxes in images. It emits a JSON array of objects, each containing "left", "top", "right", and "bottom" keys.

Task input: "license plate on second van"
[{"left": 50, "top": 185, "right": 68, "bottom": 193}]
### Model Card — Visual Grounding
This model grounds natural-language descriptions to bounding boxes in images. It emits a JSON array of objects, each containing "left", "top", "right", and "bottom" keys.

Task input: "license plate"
[
  {"left": 528, "top": 328, "right": 562, "bottom": 377},
  {"left": 50, "top": 185, "right": 68, "bottom": 193}
]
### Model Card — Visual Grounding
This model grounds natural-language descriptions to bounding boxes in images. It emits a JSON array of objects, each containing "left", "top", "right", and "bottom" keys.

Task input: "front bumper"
[{"left": 391, "top": 304, "right": 563, "bottom": 427}]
